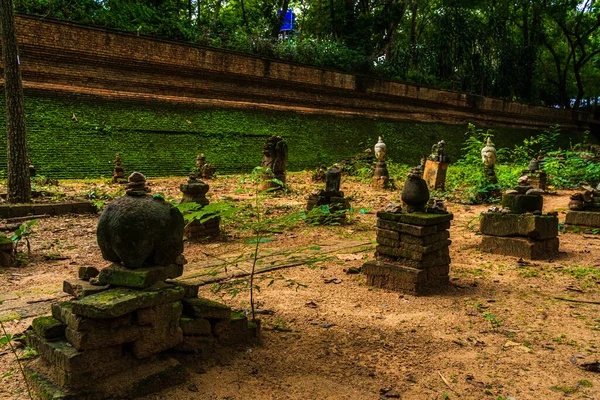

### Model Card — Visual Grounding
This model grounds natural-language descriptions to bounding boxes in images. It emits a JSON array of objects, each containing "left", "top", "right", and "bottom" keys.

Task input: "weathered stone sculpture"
[
  {"left": 401, "top": 161, "right": 430, "bottom": 213},
  {"left": 26, "top": 171, "right": 258, "bottom": 399},
  {"left": 371, "top": 137, "right": 391, "bottom": 189},
  {"left": 306, "top": 165, "right": 351, "bottom": 223},
  {"left": 97, "top": 172, "right": 184, "bottom": 269},
  {"left": 260, "top": 135, "right": 288, "bottom": 191},
  {"left": 564, "top": 183, "right": 600, "bottom": 231},
  {"left": 424, "top": 140, "right": 450, "bottom": 190},
  {"left": 112, "top": 154, "right": 126, "bottom": 184},
  {"left": 27, "top": 158, "right": 36, "bottom": 177},
  {"left": 478, "top": 137, "right": 501, "bottom": 201},
  {"left": 363, "top": 161, "right": 453, "bottom": 294},
  {"left": 179, "top": 173, "right": 220, "bottom": 241},
  {"left": 195, "top": 153, "right": 216, "bottom": 180},
  {"left": 480, "top": 177, "right": 559, "bottom": 259}
]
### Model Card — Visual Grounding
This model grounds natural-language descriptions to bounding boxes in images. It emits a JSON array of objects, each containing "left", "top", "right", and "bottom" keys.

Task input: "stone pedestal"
[
  {"left": 423, "top": 160, "right": 449, "bottom": 190},
  {"left": 363, "top": 212, "right": 453, "bottom": 294},
  {"left": 564, "top": 211, "right": 600, "bottom": 232},
  {"left": 371, "top": 161, "right": 390, "bottom": 189},
  {"left": 501, "top": 192, "right": 543, "bottom": 214},
  {"left": 0, "top": 236, "right": 15, "bottom": 268},
  {"left": 306, "top": 189, "right": 351, "bottom": 224},
  {"left": 479, "top": 203, "right": 559, "bottom": 260},
  {"left": 180, "top": 175, "right": 220, "bottom": 241}
]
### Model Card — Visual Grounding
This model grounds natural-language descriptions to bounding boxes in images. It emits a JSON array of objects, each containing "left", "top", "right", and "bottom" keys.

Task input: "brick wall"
[{"left": 0, "top": 14, "right": 594, "bottom": 132}]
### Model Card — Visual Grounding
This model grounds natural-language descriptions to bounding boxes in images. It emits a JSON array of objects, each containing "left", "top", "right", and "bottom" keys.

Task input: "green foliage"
[
  {"left": 10, "top": 219, "right": 38, "bottom": 255},
  {"left": 501, "top": 125, "right": 561, "bottom": 165}
]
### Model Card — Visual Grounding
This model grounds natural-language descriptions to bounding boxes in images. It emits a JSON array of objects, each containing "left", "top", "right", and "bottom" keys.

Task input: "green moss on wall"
[{"left": 0, "top": 92, "right": 583, "bottom": 179}]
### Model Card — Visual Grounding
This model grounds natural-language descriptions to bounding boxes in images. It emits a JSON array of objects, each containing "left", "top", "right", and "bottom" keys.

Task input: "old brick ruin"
[
  {"left": 480, "top": 179, "right": 559, "bottom": 259},
  {"left": 25, "top": 173, "right": 257, "bottom": 398}
]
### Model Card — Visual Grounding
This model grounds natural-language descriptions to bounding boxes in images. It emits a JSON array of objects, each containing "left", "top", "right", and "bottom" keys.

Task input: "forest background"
[{"left": 14, "top": 0, "right": 600, "bottom": 111}]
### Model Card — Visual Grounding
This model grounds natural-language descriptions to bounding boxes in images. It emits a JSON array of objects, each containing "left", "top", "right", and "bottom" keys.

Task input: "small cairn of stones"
[
  {"left": 26, "top": 171, "right": 257, "bottom": 399},
  {"left": 179, "top": 173, "right": 220, "bottom": 240},
  {"left": 195, "top": 154, "right": 216, "bottom": 180},
  {"left": 480, "top": 175, "right": 559, "bottom": 259},
  {"left": 521, "top": 151, "right": 547, "bottom": 190},
  {"left": 260, "top": 135, "right": 288, "bottom": 191},
  {"left": 423, "top": 140, "right": 450, "bottom": 190},
  {"left": 363, "top": 162, "right": 453, "bottom": 295},
  {"left": 371, "top": 137, "right": 391, "bottom": 189},
  {"left": 565, "top": 183, "right": 600, "bottom": 231},
  {"left": 112, "top": 154, "right": 126, "bottom": 184},
  {"left": 306, "top": 165, "right": 351, "bottom": 224}
]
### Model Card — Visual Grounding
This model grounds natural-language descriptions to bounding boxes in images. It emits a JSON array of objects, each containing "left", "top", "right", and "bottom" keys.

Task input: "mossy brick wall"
[{"left": 0, "top": 92, "right": 582, "bottom": 179}]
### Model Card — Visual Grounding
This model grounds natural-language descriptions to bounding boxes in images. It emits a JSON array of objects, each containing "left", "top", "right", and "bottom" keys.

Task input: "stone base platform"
[
  {"left": 27, "top": 355, "right": 187, "bottom": 400},
  {"left": 364, "top": 211, "right": 453, "bottom": 295},
  {"left": 564, "top": 211, "right": 600, "bottom": 229},
  {"left": 481, "top": 236, "right": 559, "bottom": 259},
  {"left": 479, "top": 213, "right": 558, "bottom": 240},
  {"left": 363, "top": 261, "right": 449, "bottom": 295}
]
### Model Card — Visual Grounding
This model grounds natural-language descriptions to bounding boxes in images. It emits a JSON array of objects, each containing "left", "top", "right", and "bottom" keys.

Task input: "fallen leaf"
[
  {"left": 324, "top": 278, "right": 342, "bottom": 284},
  {"left": 465, "top": 374, "right": 485, "bottom": 388}
]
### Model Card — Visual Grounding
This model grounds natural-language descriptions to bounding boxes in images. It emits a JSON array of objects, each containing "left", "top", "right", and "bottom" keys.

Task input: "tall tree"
[{"left": 1, "top": 0, "right": 31, "bottom": 203}]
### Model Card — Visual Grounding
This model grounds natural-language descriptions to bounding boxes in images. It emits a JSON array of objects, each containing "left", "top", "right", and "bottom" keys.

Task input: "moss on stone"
[
  {"left": 0, "top": 91, "right": 581, "bottom": 179},
  {"left": 0, "top": 311, "right": 21, "bottom": 322},
  {"left": 32, "top": 316, "right": 65, "bottom": 339}
]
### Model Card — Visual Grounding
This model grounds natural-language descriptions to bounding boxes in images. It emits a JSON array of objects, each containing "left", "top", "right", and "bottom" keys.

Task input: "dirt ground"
[{"left": 0, "top": 172, "right": 599, "bottom": 400}]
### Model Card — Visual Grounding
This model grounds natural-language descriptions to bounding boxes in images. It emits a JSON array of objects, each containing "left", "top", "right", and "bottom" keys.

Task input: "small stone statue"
[
  {"left": 429, "top": 140, "right": 449, "bottom": 163},
  {"left": 27, "top": 158, "right": 36, "bottom": 177},
  {"left": 372, "top": 137, "right": 391, "bottom": 189},
  {"left": 528, "top": 158, "right": 539, "bottom": 172},
  {"left": 260, "top": 136, "right": 288, "bottom": 189},
  {"left": 374, "top": 137, "right": 387, "bottom": 161},
  {"left": 195, "top": 154, "right": 216, "bottom": 179},
  {"left": 481, "top": 137, "right": 497, "bottom": 168},
  {"left": 325, "top": 165, "right": 341, "bottom": 193},
  {"left": 112, "top": 154, "right": 125, "bottom": 184}
]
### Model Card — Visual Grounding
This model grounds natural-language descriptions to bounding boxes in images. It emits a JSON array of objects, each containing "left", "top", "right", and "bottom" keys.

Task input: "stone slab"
[
  {"left": 501, "top": 193, "right": 543, "bottom": 214},
  {"left": 63, "top": 279, "right": 110, "bottom": 299},
  {"left": 65, "top": 324, "right": 146, "bottom": 351},
  {"left": 70, "top": 285, "right": 185, "bottom": 319},
  {"left": 377, "top": 219, "right": 444, "bottom": 237},
  {"left": 28, "top": 355, "right": 188, "bottom": 399},
  {"left": 32, "top": 316, "right": 65, "bottom": 340},
  {"left": 375, "top": 239, "right": 452, "bottom": 255},
  {"left": 375, "top": 252, "right": 451, "bottom": 269},
  {"left": 362, "top": 261, "right": 448, "bottom": 295},
  {"left": 97, "top": 263, "right": 183, "bottom": 288},
  {"left": 565, "top": 211, "right": 600, "bottom": 228},
  {"left": 376, "top": 245, "right": 450, "bottom": 262},
  {"left": 479, "top": 212, "right": 558, "bottom": 239},
  {"left": 218, "top": 311, "right": 253, "bottom": 346},
  {"left": 377, "top": 211, "right": 453, "bottom": 226},
  {"left": 26, "top": 330, "right": 125, "bottom": 373},
  {"left": 481, "top": 235, "right": 559, "bottom": 260},
  {"left": 77, "top": 266, "right": 100, "bottom": 280},
  {"left": 182, "top": 297, "right": 231, "bottom": 320},
  {"left": 52, "top": 302, "right": 132, "bottom": 332},
  {"left": 423, "top": 159, "right": 449, "bottom": 190}
]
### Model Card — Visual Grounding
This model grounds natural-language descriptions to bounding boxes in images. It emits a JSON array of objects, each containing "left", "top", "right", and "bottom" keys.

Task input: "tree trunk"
[{"left": 1, "top": 0, "right": 31, "bottom": 203}]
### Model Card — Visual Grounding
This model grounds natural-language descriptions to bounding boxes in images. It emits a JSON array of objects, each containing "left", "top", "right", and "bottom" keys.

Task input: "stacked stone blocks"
[{"left": 363, "top": 211, "right": 453, "bottom": 294}]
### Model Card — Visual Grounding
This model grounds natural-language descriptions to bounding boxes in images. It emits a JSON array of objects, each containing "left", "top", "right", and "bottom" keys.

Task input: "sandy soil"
[{"left": 0, "top": 173, "right": 599, "bottom": 400}]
